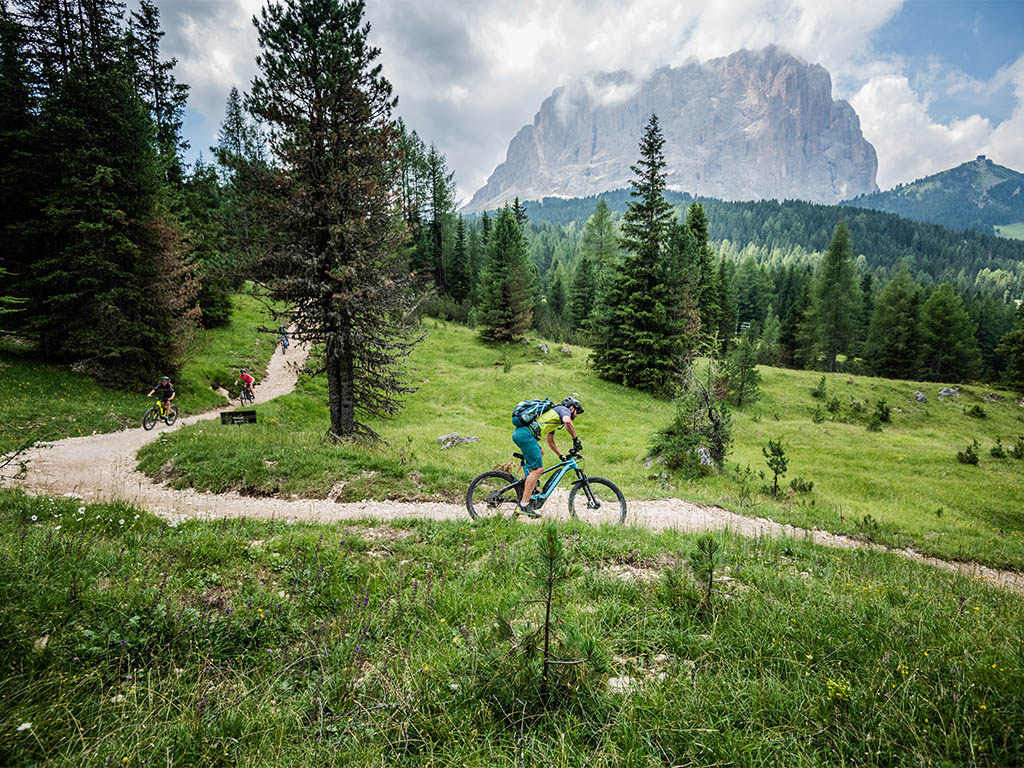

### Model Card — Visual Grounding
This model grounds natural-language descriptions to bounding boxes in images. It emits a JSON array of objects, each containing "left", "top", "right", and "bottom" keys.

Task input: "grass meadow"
[
  {"left": 1, "top": 488, "right": 1022, "bottom": 767},
  {"left": 993, "top": 222, "right": 1024, "bottom": 240},
  {"left": 136, "top": 320, "right": 1024, "bottom": 570},
  {"left": 0, "top": 293, "right": 277, "bottom": 454}
]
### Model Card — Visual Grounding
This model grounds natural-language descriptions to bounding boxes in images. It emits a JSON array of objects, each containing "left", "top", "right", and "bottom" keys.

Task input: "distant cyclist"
[
  {"left": 513, "top": 396, "right": 583, "bottom": 517},
  {"left": 146, "top": 376, "right": 175, "bottom": 419},
  {"left": 278, "top": 325, "right": 289, "bottom": 353},
  {"left": 235, "top": 368, "right": 255, "bottom": 401}
]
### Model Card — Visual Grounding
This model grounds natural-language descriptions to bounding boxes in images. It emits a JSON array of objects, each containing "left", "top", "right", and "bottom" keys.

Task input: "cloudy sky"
[{"left": 155, "top": 0, "right": 1024, "bottom": 204}]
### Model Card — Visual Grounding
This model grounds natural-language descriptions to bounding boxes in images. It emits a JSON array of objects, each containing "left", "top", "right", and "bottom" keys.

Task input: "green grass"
[
  {"left": 138, "top": 320, "right": 1024, "bottom": 570},
  {"left": 1, "top": 488, "right": 1022, "bottom": 767},
  {"left": 0, "top": 294, "right": 277, "bottom": 453},
  {"left": 994, "top": 222, "right": 1024, "bottom": 240}
]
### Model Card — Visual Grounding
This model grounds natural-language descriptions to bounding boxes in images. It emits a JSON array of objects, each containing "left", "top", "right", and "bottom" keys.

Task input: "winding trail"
[{"left": 8, "top": 341, "right": 1023, "bottom": 596}]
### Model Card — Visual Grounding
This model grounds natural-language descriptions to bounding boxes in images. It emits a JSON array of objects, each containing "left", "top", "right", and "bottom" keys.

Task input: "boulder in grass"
[
  {"left": 538, "top": 343, "right": 548, "bottom": 354},
  {"left": 938, "top": 387, "right": 960, "bottom": 398},
  {"left": 437, "top": 433, "right": 479, "bottom": 450},
  {"left": 914, "top": 391, "right": 927, "bottom": 403}
]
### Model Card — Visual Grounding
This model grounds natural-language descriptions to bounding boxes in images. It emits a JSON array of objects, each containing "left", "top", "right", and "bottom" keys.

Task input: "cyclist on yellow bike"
[
  {"left": 146, "top": 376, "right": 175, "bottom": 420},
  {"left": 514, "top": 396, "right": 583, "bottom": 517}
]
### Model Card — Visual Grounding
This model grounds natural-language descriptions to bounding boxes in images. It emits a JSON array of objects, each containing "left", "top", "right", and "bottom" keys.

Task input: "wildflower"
[
  {"left": 54, "top": 526, "right": 61, "bottom": 531},
  {"left": 30, "top": 515, "right": 37, "bottom": 522},
  {"left": 17, "top": 722, "right": 31, "bottom": 731},
  {"left": 77, "top": 507, "right": 86, "bottom": 514},
  {"left": 119, "top": 519, "right": 125, "bottom": 525}
]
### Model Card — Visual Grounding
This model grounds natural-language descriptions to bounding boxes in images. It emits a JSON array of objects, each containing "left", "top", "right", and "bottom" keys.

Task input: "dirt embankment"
[{"left": 7, "top": 341, "right": 1023, "bottom": 597}]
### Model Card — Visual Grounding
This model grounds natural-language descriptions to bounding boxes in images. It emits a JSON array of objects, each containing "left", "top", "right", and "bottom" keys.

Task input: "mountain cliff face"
[
  {"left": 465, "top": 46, "right": 878, "bottom": 212},
  {"left": 842, "top": 156, "right": 1024, "bottom": 237}
]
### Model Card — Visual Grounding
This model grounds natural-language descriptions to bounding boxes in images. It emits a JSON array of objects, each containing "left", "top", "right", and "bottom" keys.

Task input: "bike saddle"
[{"left": 512, "top": 452, "right": 524, "bottom": 461}]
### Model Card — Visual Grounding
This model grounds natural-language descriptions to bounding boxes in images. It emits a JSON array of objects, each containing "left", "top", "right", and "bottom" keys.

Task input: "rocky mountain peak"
[{"left": 464, "top": 46, "right": 878, "bottom": 212}]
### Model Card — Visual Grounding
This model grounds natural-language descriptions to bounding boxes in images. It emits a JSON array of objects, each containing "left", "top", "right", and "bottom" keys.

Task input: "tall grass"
[
  {"left": 1, "top": 489, "right": 1022, "bottom": 767},
  {"left": 139, "top": 319, "right": 1024, "bottom": 569}
]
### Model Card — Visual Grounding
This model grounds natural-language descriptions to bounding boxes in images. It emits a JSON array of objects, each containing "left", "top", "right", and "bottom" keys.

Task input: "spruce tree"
[
  {"left": 448, "top": 215, "right": 472, "bottom": 303},
  {"left": 567, "top": 250, "right": 595, "bottom": 334},
  {"left": 591, "top": 114, "right": 682, "bottom": 396},
  {"left": 809, "top": 220, "right": 861, "bottom": 371},
  {"left": 865, "top": 267, "right": 922, "bottom": 378},
  {"left": 996, "top": 304, "right": 1024, "bottom": 394},
  {"left": 725, "top": 328, "right": 761, "bottom": 406},
  {"left": 248, "top": 0, "right": 421, "bottom": 440},
  {"left": 512, "top": 196, "right": 528, "bottom": 228},
  {"left": 476, "top": 206, "right": 535, "bottom": 342},
  {"left": 919, "top": 283, "right": 982, "bottom": 382},
  {"left": 579, "top": 199, "right": 618, "bottom": 270},
  {"left": 715, "top": 257, "right": 738, "bottom": 354},
  {"left": 758, "top": 307, "right": 781, "bottom": 366},
  {"left": 685, "top": 202, "right": 719, "bottom": 344}
]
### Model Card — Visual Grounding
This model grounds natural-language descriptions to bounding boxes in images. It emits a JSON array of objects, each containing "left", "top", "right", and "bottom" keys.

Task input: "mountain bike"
[
  {"left": 280, "top": 334, "right": 289, "bottom": 354},
  {"left": 142, "top": 398, "right": 178, "bottom": 430},
  {"left": 466, "top": 446, "right": 626, "bottom": 524},
  {"left": 238, "top": 383, "right": 255, "bottom": 406}
]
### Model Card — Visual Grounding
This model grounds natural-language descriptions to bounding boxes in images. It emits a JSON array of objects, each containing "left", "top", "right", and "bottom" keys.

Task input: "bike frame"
[{"left": 508, "top": 454, "right": 588, "bottom": 509}]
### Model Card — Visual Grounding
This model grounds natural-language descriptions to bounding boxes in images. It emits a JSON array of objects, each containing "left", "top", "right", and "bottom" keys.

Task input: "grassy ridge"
[
  {"left": 138, "top": 320, "right": 1024, "bottom": 569},
  {"left": 2, "top": 489, "right": 1022, "bottom": 767},
  {"left": 0, "top": 294, "right": 277, "bottom": 453},
  {"left": 995, "top": 222, "right": 1024, "bottom": 240}
]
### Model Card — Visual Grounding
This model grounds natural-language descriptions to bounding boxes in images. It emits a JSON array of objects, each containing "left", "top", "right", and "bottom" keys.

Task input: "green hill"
[{"left": 842, "top": 156, "right": 1024, "bottom": 238}]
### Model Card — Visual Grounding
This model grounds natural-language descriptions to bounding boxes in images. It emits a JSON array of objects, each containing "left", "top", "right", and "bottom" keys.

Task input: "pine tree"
[
  {"left": 546, "top": 260, "right": 567, "bottom": 320},
  {"left": 591, "top": 114, "right": 683, "bottom": 396},
  {"left": 715, "top": 257, "right": 738, "bottom": 354},
  {"left": 248, "top": 0, "right": 421, "bottom": 440},
  {"left": 427, "top": 145, "right": 455, "bottom": 293},
  {"left": 686, "top": 202, "right": 719, "bottom": 344},
  {"left": 808, "top": 220, "right": 861, "bottom": 371},
  {"left": 997, "top": 304, "right": 1024, "bottom": 394},
  {"left": 758, "top": 307, "right": 781, "bottom": 366},
  {"left": 918, "top": 283, "right": 982, "bottom": 382},
  {"left": 725, "top": 328, "right": 761, "bottom": 406},
  {"left": 448, "top": 215, "right": 471, "bottom": 303},
  {"left": 128, "top": 0, "right": 189, "bottom": 186},
  {"left": 512, "top": 196, "right": 528, "bottom": 228},
  {"left": 579, "top": 199, "right": 618, "bottom": 270},
  {"left": 476, "top": 206, "right": 535, "bottom": 342},
  {"left": 865, "top": 267, "right": 922, "bottom": 378}
]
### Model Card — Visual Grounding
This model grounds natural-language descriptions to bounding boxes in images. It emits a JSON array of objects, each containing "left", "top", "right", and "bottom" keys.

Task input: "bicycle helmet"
[
  {"left": 562, "top": 396, "right": 583, "bottom": 415},
  {"left": 241, "top": 368, "right": 247, "bottom": 373},
  {"left": 160, "top": 376, "right": 169, "bottom": 382}
]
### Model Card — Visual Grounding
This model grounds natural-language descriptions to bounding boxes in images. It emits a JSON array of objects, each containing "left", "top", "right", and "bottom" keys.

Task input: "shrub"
[
  {"left": 990, "top": 439, "right": 1007, "bottom": 459},
  {"left": 866, "top": 413, "right": 883, "bottom": 432},
  {"left": 650, "top": 363, "right": 732, "bottom": 476},
  {"left": 873, "top": 398, "right": 891, "bottom": 423},
  {"left": 689, "top": 534, "right": 722, "bottom": 612},
  {"left": 826, "top": 396, "right": 841, "bottom": 415},
  {"left": 789, "top": 477, "right": 814, "bottom": 494},
  {"left": 811, "top": 405, "right": 825, "bottom": 424},
  {"left": 1010, "top": 436, "right": 1024, "bottom": 460},
  {"left": 810, "top": 376, "right": 827, "bottom": 399},
  {"left": 965, "top": 404, "right": 987, "bottom": 419},
  {"left": 956, "top": 439, "right": 980, "bottom": 465}
]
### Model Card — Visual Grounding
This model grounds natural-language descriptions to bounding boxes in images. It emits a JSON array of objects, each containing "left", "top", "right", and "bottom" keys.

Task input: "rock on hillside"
[{"left": 464, "top": 46, "right": 878, "bottom": 212}]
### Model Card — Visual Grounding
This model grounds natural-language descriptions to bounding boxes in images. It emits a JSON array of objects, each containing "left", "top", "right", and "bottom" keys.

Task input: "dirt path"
[{"left": 7, "top": 342, "right": 1023, "bottom": 597}]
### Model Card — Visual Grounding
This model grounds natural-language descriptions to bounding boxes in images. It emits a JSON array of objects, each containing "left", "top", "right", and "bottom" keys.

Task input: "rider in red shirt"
[{"left": 235, "top": 368, "right": 255, "bottom": 400}]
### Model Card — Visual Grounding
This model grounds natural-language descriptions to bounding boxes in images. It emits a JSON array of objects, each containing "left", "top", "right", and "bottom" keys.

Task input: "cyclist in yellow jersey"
[{"left": 514, "top": 396, "right": 583, "bottom": 516}]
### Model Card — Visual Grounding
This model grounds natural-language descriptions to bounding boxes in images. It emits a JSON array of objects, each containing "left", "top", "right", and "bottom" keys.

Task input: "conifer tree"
[
  {"left": 591, "top": 114, "right": 683, "bottom": 396},
  {"left": 865, "top": 267, "right": 921, "bottom": 378},
  {"left": 918, "top": 283, "right": 982, "bottom": 382},
  {"left": 996, "top": 304, "right": 1024, "bottom": 394},
  {"left": 248, "top": 0, "right": 421, "bottom": 440},
  {"left": 567, "top": 250, "right": 595, "bottom": 333},
  {"left": 686, "top": 202, "right": 719, "bottom": 343},
  {"left": 808, "top": 220, "right": 861, "bottom": 371},
  {"left": 758, "top": 307, "right": 781, "bottom": 366},
  {"left": 448, "top": 215, "right": 472, "bottom": 303},
  {"left": 579, "top": 199, "right": 618, "bottom": 270},
  {"left": 512, "top": 196, "right": 528, "bottom": 228},
  {"left": 725, "top": 328, "right": 761, "bottom": 406},
  {"left": 476, "top": 206, "right": 535, "bottom": 342},
  {"left": 715, "top": 257, "right": 738, "bottom": 354},
  {"left": 427, "top": 145, "right": 455, "bottom": 293}
]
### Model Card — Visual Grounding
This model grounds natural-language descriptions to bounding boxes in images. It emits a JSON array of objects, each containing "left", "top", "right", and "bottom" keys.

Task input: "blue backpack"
[{"left": 512, "top": 398, "right": 553, "bottom": 428}]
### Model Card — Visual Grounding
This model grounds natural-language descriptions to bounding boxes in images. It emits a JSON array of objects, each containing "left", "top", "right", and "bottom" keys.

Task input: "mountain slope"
[
  {"left": 842, "top": 156, "right": 1024, "bottom": 238},
  {"left": 465, "top": 46, "right": 878, "bottom": 212}
]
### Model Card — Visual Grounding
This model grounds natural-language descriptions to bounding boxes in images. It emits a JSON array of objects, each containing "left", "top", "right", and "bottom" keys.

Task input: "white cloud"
[{"left": 151, "top": 0, "right": 1024, "bottom": 201}]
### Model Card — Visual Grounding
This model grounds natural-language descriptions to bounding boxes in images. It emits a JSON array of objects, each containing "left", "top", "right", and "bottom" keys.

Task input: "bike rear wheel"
[
  {"left": 466, "top": 470, "right": 521, "bottom": 520},
  {"left": 165, "top": 405, "right": 178, "bottom": 426},
  {"left": 568, "top": 476, "right": 627, "bottom": 524},
  {"left": 142, "top": 407, "right": 158, "bottom": 431}
]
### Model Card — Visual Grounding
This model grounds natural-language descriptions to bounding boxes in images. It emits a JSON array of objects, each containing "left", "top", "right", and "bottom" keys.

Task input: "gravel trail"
[{"left": 7, "top": 341, "right": 1023, "bottom": 596}]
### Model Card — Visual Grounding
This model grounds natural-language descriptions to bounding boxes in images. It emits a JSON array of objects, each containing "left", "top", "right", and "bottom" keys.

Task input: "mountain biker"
[
  {"left": 146, "top": 376, "right": 175, "bottom": 418},
  {"left": 278, "top": 325, "right": 289, "bottom": 352},
  {"left": 513, "top": 396, "right": 583, "bottom": 517},
  {"left": 235, "top": 368, "right": 255, "bottom": 401}
]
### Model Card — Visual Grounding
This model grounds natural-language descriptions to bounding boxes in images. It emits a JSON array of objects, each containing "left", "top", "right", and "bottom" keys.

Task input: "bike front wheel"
[
  {"left": 568, "top": 476, "right": 627, "bottom": 525},
  {"left": 466, "top": 470, "right": 521, "bottom": 520},
  {"left": 165, "top": 405, "right": 178, "bottom": 426},
  {"left": 142, "top": 407, "right": 158, "bottom": 431}
]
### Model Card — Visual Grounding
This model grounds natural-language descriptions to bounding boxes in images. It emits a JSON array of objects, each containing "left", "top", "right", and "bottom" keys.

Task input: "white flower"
[
  {"left": 30, "top": 515, "right": 37, "bottom": 522},
  {"left": 133, "top": 514, "right": 140, "bottom": 520},
  {"left": 54, "top": 526, "right": 61, "bottom": 531},
  {"left": 119, "top": 519, "right": 125, "bottom": 525},
  {"left": 77, "top": 507, "right": 86, "bottom": 514},
  {"left": 17, "top": 722, "right": 31, "bottom": 731}
]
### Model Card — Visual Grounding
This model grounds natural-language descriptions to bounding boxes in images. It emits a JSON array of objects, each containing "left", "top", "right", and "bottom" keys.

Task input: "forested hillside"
[{"left": 842, "top": 156, "right": 1024, "bottom": 237}]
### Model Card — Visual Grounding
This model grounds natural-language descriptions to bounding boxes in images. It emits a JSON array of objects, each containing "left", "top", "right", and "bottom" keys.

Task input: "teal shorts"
[{"left": 512, "top": 426, "right": 543, "bottom": 471}]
